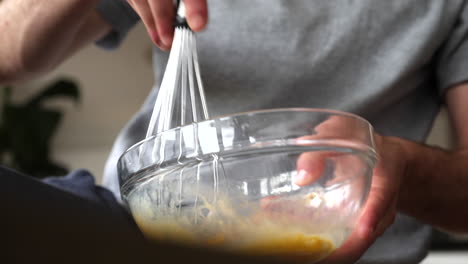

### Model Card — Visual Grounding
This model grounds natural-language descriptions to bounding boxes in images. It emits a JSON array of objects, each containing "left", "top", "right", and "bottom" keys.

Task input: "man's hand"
[
  {"left": 258, "top": 115, "right": 408, "bottom": 263},
  {"left": 127, "top": 0, "right": 208, "bottom": 50},
  {"left": 315, "top": 135, "right": 406, "bottom": 263},
  {"left": 0, "top": 0, "right": 110, "bottom": 84},
  {"left": 292, "top": 85, "right": 468, "bottom": 262}
]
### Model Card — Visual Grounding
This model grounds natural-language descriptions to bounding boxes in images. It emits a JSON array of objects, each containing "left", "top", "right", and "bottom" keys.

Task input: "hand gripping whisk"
[
  {"left": 141, "top": 0, "right": 217, "bottom": 177},
  {"left": 141, "top": 1, "right": 223, "bottom": 205},
  {"left": 145, "top": 0, "right": 209, "bottom": 139}
]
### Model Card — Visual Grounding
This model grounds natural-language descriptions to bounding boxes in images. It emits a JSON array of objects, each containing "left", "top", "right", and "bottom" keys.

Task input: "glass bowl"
[{"left": 118, "top": 108, "right": 377, "bottom": 263}]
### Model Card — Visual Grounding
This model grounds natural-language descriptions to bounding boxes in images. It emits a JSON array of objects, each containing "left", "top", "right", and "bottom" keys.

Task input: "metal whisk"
[
  {"left": 138, "top": 1, "right": 224, "bottom": 208},
  {"left": 145, "top": 0, "right": 209, "bottom": 139}
]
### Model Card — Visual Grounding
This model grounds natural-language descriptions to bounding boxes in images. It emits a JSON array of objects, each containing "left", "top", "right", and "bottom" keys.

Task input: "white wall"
[
  {"left": 426, "top": 108, "right": 454, "bottom": 148},
  {"left": 12, "top": 24, "right": 154, "bottom": 181}
]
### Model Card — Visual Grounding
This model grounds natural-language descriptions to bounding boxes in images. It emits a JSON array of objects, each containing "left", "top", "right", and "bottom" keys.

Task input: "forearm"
[
  {"left": 396, "top": 137, "right": 468, "bottom": 233},
  {"left": 0, "top": 0, "right": 110, "bottom": 84}
]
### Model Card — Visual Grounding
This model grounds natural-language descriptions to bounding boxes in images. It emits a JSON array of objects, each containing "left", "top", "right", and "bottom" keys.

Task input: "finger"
[
  {"left": 357, "top": 168, "right": 398, "bottom": 240},
  {"left": 259, "top": 195, "right": 280, "bottom": 209},
  {"left": 294, "top": 152, "right": 327, "bottom": 186},
  {"left": 318, "top": 228, "right": 373, "bottom": 264},
  {"left": 184, "top": 0, "right": 208, "bottom": 31},
  {"left": 374, "top": 196, "right": 397, "bottom": 237},
  {"left": 128, "top": 0, "right": 165, "bottom": 48},
  {"left": 322, "top": 197, "right": 397, "bottom": 264},
  {"left": 320, "top": 167, "right": 398, "bottom": 263},
  {"left": 294, "top": 151, "right": 344, "bottom": 186},
  {"left": 313, "top": 115, "right": 358, "bottom": 140},
  {"left": 367, "top": 134, "right": 401, "bottom": 237},
  {"left": 320, "top": 235, "right": 369, "bottom": 264},
  {"left": 259, "top": 197, "right": 297, "bottom": 219},
  {"left": 293, "top": 132, "right": 345, "bottom": 187},
  {"left": 148, "top": 0, "right": 175, "bottom": 48},
  {"left": 323, "top": 201, "right": 391, "bottom": 263}
]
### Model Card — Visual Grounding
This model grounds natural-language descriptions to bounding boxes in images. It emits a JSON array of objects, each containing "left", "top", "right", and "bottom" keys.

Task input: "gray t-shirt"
[{"left": 96, "top": 0, "right": 468, "bottom": 263}]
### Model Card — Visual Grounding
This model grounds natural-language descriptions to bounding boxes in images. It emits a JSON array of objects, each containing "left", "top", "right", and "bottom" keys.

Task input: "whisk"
[
  {"left": 139, "top": 0, "right": 225, "bottom": 205},
  {"left": 137, "top": 0, "right": 223, "bottom": 207},
  {"left": 145, "top": 0, "right": 210, "bottom": 139}
]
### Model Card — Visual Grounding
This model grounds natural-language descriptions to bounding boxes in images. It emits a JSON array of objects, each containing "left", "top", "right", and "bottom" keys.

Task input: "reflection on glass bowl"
[{"left": 118, "top": 108, "right": 377, "bottom": 263}]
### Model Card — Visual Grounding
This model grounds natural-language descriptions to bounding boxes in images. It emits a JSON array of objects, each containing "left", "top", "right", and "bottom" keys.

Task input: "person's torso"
[{"left": 151, "top": 0, "right": 463, "bottom": 141}]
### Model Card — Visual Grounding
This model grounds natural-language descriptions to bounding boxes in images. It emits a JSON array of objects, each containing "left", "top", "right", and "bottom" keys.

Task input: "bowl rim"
[
  {"left": 118, "top": 108, "right": 378, "bottom": 200},
  {"left": 208, "top": 107, "right": 372, "bottom": 126},
  {"left": 121, "top": 107, "right": 374, "bottom": 157}
]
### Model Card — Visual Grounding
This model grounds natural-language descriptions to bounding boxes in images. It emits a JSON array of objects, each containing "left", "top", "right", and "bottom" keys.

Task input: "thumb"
[
  {"left": 294, "top": 151, "right": 339, "bottom": 186},
  {"left": 184, "top": 0, "right": 209, "bottom": 31}
]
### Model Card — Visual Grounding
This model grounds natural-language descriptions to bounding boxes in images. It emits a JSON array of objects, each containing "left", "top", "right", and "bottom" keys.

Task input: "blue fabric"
[
  {"left": 95, "top": 0, "right": 140, "bottom": 49},
  {"left": 1, "top": 166, "right": 154, "bottom": 263},
  {"left": 43, "top": 169, "right": 130, "bottom": 218},
  {"left": 43, "top": 169, "right": 113, "bottom": 204}
]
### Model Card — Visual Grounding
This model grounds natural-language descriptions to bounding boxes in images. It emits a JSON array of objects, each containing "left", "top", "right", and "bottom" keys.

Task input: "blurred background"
[
  {"left": 2, "top": 23, "right": 466, "bottom": 262},
  {"left": 5, "top": 24, "right": 153, "bottom": 180}
]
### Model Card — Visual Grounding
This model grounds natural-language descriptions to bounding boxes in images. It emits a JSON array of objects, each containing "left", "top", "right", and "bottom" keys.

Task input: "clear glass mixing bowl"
[{"left": 118, "top": 108, "right": 377, "bottom": 263}]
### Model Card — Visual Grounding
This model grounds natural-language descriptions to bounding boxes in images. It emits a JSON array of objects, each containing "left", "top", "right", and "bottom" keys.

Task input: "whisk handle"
[{"left": 174, "top": 0, "right": 190, "bottom": 29}]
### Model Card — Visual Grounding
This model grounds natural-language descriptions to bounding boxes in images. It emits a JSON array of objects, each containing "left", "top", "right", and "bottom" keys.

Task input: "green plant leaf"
[
  {"left": 26, "top": 79, "right": 80, "bottom": 107},
  {"left": 0, "top": 79, "right": 80, "bottom": 178},
  {"left": 3, "top": 105, "right": 67, "bottom": 177},
  {"left": 0, "top": 86, "right": 12, "bottom": 154}
]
